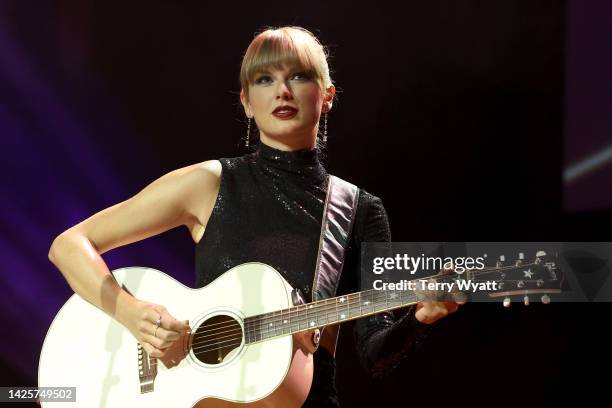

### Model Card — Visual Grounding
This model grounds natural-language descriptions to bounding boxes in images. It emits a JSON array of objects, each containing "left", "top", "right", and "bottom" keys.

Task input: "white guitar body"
[{"left": 39, "top": 263, "right": 316, "bottom": 407}]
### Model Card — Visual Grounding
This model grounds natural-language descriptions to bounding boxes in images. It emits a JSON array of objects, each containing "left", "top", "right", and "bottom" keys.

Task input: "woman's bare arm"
[{"left": 47, "top": 160, "right": 221, "bottom": 356}]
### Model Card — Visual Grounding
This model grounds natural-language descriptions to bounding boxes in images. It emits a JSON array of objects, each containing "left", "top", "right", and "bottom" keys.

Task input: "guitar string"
[
  {"left": 191, "top": 282, "right": 539, "bottom": 353},
  {"left": 191, "top": 261, "right": 541, "bottom": 338},
  {"left": 189, "top": 283, "right": 549, "bottom": 355},
  {"left": 187, "top": 270, "right": 501, "bottom": 342},
  {"left": 190, "top": 283, "right": 467, "bottom": 354},
  {"left": 190, "top": 261, "right": 538, "bottom": 335},
  {"left": 189, "top": 277, "right": 548, "bottom": 353},
  {"left": 187, "top": 287, "right": 414, "bottom": 346},
  {"left": 190, "top": 295, "right": 406, "bottom": 350},
  {"left": 187, "top": 262, "right": 547, "bottom": 351},
  {"left": 180, "top": 262, "right": 541, "bottom": 336},
  {"left": 190, "top": 281, "right": 547, "bottom": 355},
  {"left": 186, "top": 262, "right": 548, "bottom": 352},
  {"left": 189, "top": 288, "right": 423, "bottom": 352},
  {"left": 189, "top": 287, "right": 425, "bottom": 351}
]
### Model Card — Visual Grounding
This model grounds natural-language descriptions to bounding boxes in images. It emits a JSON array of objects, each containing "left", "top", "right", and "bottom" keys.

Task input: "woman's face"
[{"left": 241, "top": 62, "right": 333, "bottom": 150}]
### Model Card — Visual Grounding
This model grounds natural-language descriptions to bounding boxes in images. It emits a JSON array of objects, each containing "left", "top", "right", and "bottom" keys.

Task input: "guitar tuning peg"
[
  {"left": 516, "top": 252, "right": 524, "bottom": 266},
  {"left": 523, "top": 295, "right": 530, "bottom": 306},
  {"left": 541, "top": 294, "right": 551, "bottom": 304},
  {"left": 535, "top": 250, "right": 547, "bottom": 264},
  {"left": 497, "top": 255, "right": 505, "bottom": 268},
  {"left": 503, "top": 297, "right": 511, "bottom": 308}
]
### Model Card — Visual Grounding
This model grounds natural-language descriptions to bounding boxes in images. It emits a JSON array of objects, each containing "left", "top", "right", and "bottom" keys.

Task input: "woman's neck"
[{"left": 259, "top": 132, "right": 317, "bottom": 152}]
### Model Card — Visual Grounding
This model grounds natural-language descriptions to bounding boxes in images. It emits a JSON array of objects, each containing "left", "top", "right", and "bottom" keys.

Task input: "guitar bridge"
[{"left": 138, "top": 342, "right": 157, "bottom": 393}]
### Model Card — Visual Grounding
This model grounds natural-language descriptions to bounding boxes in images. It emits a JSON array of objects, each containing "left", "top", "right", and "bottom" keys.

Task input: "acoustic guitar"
[{"left": 39, "top": 252, "right": 561, "bottom": 407}]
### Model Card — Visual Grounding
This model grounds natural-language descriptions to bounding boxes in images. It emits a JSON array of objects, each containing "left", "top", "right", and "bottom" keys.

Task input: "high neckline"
[{"left": 254, "top": 142, "right": 327, "bottom": 184}]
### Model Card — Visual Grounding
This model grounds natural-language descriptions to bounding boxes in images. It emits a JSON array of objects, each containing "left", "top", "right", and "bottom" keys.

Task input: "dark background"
[{"left": 1, "top": 1, "right": 611, "bottom": 407}]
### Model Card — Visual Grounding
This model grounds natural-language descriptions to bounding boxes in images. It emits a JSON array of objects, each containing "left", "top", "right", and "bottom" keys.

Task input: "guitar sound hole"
[{"left": 192, "top": 315, "right": 243, "bottom": 365}]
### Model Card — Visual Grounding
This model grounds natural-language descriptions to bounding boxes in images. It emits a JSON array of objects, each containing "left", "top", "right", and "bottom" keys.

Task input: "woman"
[{"left": 48, "top": 26, "right": 460, "bottom": 407}]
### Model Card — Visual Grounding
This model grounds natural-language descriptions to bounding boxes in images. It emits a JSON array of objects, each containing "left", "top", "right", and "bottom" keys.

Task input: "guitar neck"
[
  {"left": 243, "top": 286, "right": 420, "bottom": 344},
  {"left": 243, "top": 258, "right": 560, "bottom": 344}
]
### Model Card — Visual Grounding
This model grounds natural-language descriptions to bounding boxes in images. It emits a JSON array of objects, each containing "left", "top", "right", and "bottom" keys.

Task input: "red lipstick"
[{"left": 272, "top": 105, "right": 298, "bottom": 119}]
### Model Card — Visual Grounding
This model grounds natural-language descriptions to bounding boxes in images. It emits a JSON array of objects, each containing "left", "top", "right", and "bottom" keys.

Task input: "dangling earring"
[
  {"left": 245, "top": 117, "right": 251, "bottom": 148},
  {"left": 322, "top": 113, "right": 328, "bottom": 143}
]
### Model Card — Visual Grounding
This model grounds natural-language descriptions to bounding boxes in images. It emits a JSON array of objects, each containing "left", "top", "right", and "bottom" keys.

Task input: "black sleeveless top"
[
  {"left": 195, "top": 142, "right": 327, "bottom": 299},
  {"left": 195, "top": 143, "right": 430, "bottom": 406}
]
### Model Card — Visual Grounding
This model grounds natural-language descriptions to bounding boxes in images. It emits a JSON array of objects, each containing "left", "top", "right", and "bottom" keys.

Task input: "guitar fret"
[
  {"left": 289, "top": 306, "right": 298, "bottom": 333},
  {"left": 385, "top": 290, "right": 389, "bottom": 311},
  {"left": 281, "top": 309, "right": 287, "bottom": 335},
  {"left": 338, "top": 295, "right": 345, "bottom": 320},
  {"left": 306, "top": 304, "right": 313, "bottom": 329},
  {"left": 272, "top": 310, "right": 278, "bottom": 337},
  {"left": 307, "top": 304, "right": 315, "bottom": 329},
  {"left": 319, "top": 300, "right": 333, "bottom": 326},
  {"left": 347, "top": 293, "right": 357, "bottom": 318},
  {"left": 375, "top": 289, "right": 386, "bottom": 313}
]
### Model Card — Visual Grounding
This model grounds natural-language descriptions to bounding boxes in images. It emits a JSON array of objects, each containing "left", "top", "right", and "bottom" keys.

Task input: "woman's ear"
[
  {"left": 322, "top": 85, "right": 336, "bottom": 113},
  {"left": 240, "top": 89, "right": 252, "bottom": 118}
]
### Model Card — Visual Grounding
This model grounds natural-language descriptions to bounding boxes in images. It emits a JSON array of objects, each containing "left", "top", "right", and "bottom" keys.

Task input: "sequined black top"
[{"left": 195, "top": 143, "right": 429, "bottom": 407}]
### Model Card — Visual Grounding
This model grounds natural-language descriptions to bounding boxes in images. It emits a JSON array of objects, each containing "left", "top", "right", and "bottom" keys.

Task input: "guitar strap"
[{"left": 311, "top": 175, "right": 359, "bottom": 357}]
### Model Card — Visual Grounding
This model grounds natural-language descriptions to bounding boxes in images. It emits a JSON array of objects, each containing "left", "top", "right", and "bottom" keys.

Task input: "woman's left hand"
[
  {"left": 414, "top": 300, "right": 463, "bottom": 324},
  {"left": 414, "top": 267, "right": 465, "bottom": 324}
]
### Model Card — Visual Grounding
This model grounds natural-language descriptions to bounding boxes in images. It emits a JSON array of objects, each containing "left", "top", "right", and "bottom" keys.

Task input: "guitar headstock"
[{"left": 460, "top": 250, "right": 563, "bottom": 306}]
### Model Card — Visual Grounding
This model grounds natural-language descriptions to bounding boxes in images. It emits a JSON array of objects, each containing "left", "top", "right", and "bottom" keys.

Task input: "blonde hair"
[{"left": 240, "top": 26, "right": 333, "bottom": 100}]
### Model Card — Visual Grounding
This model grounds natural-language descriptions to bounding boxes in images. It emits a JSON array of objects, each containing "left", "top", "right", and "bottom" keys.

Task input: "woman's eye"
[
  {"left": 255, "top": 72, "right": 309, "bottom": 84},
  {"left": 291, "top": 72, "right": 310, "bottom": 80},
  {"left": 255, "top": 75, "right": 272, "bottom": 85}
]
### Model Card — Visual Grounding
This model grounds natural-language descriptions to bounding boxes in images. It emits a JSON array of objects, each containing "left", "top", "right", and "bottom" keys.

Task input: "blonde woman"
[{"left": 48, "top": 26, "right": 460, "bottom": 407}]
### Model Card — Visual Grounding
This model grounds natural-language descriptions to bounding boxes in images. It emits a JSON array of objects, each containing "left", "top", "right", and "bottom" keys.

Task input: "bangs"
[
  {"left": 240, "top": 27, "right": 329, "bottom": 93},
  {"left": 245, "top": 36, "right": 317, "bottom": 83}
]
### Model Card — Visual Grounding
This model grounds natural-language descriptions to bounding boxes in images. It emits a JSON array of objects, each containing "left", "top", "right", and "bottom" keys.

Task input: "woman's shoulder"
[
  {"left": 174, "top": 160, "right": 222, "bottom": 184},
  {"left": 350, "top": 186, "right": 384, "bottom": 216},
  {"left": 212, "top": 153, "right": 267, "bottom": 187},
  {"left": 357, "top": 188, "right": 382, "bottom": 205},
  {"left": 352, "top": 189, "right": 391, "bottom": 243},
  {"left": 183, "top": 153, "right": 256, "bottom": 190},
  {"left": 157, "top": 160, "right": 222, "bottom": 212},
  {"left": 325, "top": 175, "right": 386, "bottom": 218},
  {"left": 358, "top": 190, "right": 388, "bottom": 230},
  {"left": 329, "top": 176, "right": 382, "bottom": 205}
]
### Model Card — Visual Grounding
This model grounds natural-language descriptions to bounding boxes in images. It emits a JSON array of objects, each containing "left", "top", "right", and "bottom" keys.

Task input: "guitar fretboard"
[
  {"left": 243, "top": 287, "right": 419, "bottom": 343},
  {"left": 242, "top": 261, "right": 549, "bottom": 343}
]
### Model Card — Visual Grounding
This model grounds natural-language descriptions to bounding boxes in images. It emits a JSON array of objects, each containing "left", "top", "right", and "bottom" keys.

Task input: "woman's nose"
[{"left": 276, "top": 81, "right": 293, "bottom": 100}]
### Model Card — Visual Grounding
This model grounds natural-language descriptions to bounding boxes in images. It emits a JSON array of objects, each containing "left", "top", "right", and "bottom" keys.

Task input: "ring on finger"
[{"left": 154, "top": 315, "right": 162, "bottom": 338}]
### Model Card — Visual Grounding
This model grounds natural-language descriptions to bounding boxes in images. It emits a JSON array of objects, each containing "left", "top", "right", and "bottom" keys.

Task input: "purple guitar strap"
[{"left": 311, "top": 175, "right": 359, "bottom": 356}]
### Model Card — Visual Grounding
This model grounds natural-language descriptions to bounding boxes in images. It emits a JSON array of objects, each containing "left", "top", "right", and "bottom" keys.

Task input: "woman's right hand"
[{"left": 122, "top": 299, "right": 190, "bottom": 358}]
